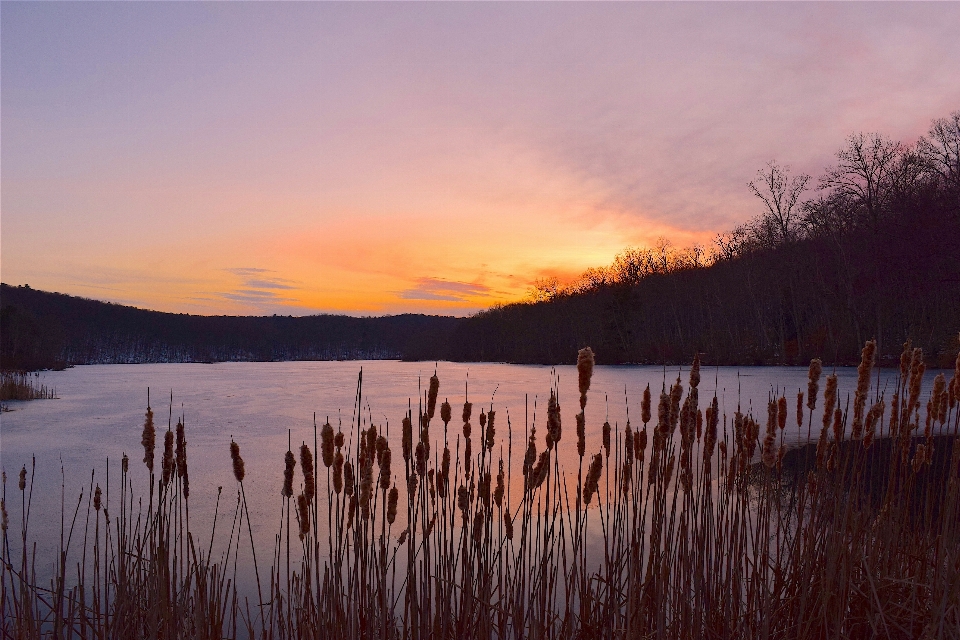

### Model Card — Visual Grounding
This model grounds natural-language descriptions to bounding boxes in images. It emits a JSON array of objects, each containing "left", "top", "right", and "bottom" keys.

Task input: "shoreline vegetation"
[
  {"left": 2, "top": 342, "right": 959, "bottom": 638},
  {"left": 2, "top": 111, "right": 959, "bottom": 372}
]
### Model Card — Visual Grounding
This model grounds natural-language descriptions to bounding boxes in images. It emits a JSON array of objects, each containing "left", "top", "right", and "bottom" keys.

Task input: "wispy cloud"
[
  {"left": 397, "top": 278, "right": 492, "bottom": 302},
  {"left": 211, "top": 267, "right": 302, "bottom": 312}
]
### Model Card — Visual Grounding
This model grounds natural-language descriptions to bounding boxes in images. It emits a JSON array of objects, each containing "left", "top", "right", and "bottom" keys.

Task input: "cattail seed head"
[
  {"left": 807, "top": 359, "right": 822, "bottom": 411},
  {"left": 141, "top": 405, "right": 155, "bottom": 473},
  {"left": 359, "top": 458, "right": 373, "bottom": 519},
  {"left": 440, "top": 400, "right": 451, "bottom": 426},
  {"left": 321, "top": 422, "right": 335, "bottom": 468},
  {"left": 376, "top": 435, "right": 388, "bottom": 467},
  {"left": 380, "top": 448, "right": 392, "bottom": 490},
  {"left": 94, "top": 485, "right": 102, "bottom": 511},
  {"left": 407, "top": 474, "right": 419, "bottom": 503},
  {"left": 334, "top": 431, "right": 344, "bottom": 449},
  {"left": 457, "top": 484, "right": 469, "bottom": 516},
  {"left": 641, "top": 384, "right": 652, "bottom": 425},
  {"left": 344, "top": 460, "right": 355, "bottom": 495},
  {"left": 298, "top": 493, "right": 310, "bottom": 538},
  {"left": 796, "top": 391, "right": 804, "bottom": 429},
  {"left": 427, "top": 374, "right": 440, "bottom": 420},
  {"left": 577, "top": 346, "right": 595, "bottom": 410},
  {"left": 602, "top": 421, "right": 611, "bottom": 457},
  {"left": 547, "top": 390, "right": 562, "bottom": 449},
  {"left": 504, "top": 511, "right": 514, "bottom": 540},
  {"left": 485, "top": 410, "right": 496, "bottom": 451},
  {"left": 19, "top": 466, "right": 26, "bottom": 491},
  {"left": 689, "top": 353, "right": 701, "bottom": 389},
  {"left": 823, "top": 375, "right": 838, "bottom": 431},
  {"left": 462, "top": 401, "right": 472, "bottom": 425},
  {"left": 121, "top": 454, "right": 129, "bottom": 474},
  {"left": 387, "top": 485, "right": 398, "bottom": 524},
  {"left": 333, "top": 450, "right": 344, "bottom": 494},
  {"left": 1, "top": 499, "right": 7, "bottom": 532},
  {"left": 583, "top": 452, "right": 603, "bottom": 505},
  {"left": 300, "top": 444, "right": 315, "bottom": 502},
  {"left": 494, "top": 460, "right": 505, "bottom": 507},
  {"left": 162, "top": 430, "right": 175, "bottom": 487},
  {"left": 576, "top": 412, "right": 586, "bottom": 458},
  {"left": 402, "top": 416, "right": 413, "bottom": 462},
  {"left": 230, "top": 440, "right": 245, "bottom": 483},
  {"left": 282, "top": 450, "right": 295, "bottom": 498},
  {"left": 415, "top": 442, "right": 427, "bottom": 477},
  {"left": 624, "top": 424, "right": 635, "bottom": 464},
  {"left": 777, "top": 396, "right": 787, "bottom": 431}
]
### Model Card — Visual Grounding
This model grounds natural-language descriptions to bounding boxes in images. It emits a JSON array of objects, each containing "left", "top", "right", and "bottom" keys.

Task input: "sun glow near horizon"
[{"left": 3, "top": 2, "right": 958, "bottom": 316}]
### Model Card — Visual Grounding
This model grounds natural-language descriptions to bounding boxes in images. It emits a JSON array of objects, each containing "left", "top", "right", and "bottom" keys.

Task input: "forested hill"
[
  {"left": 4, "top": 114, "right": 960, "bottom": 370},
  {"left": 0, "top": 285, "right": 458, "bottom": 370}
]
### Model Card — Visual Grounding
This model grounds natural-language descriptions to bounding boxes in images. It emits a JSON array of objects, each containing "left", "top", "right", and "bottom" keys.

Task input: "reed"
[
  {"left": 0, "top": 371, "right": 56, "bottom": 402},
  {"left": 2, "top": 343, "right": 959, "bottom": 638}
]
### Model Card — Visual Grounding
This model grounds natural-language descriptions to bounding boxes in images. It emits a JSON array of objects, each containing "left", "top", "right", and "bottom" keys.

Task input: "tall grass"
[
  {"left": 0, "top": 372, "right": 56, "bottom": 402},
  {"left": 2, "top": 341, "right": 959, "bottom": 638}
]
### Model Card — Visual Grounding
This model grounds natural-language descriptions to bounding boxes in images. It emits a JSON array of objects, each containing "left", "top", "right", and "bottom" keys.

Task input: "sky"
[{"left": 2, "top": 2, "right": 959, "bottom": 317}]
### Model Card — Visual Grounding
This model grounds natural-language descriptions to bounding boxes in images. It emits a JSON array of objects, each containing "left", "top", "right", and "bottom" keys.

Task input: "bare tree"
[
  {"left": 820, "top": 133, "right": 904, "bottom": 228},
  {"left": 748, "top": 162, "right": 810, "bottom": 243},
  {"left": 917, "top": 110, "right": 960, "bottom": 197}
]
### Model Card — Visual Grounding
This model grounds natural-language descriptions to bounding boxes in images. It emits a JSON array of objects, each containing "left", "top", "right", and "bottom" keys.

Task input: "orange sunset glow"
[{"left": 3, "top": 2, "right": 959, "bottom": 316}]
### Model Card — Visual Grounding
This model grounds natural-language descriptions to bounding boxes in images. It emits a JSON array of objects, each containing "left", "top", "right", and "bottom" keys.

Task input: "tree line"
[{"left": 2, "top": 111, "right": 958, "bottom": 369}]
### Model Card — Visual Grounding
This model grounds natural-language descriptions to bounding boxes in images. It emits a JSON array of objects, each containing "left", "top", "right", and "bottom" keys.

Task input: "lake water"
[{"left": 0, "top": 360, "right": 946, "bottom": 593}]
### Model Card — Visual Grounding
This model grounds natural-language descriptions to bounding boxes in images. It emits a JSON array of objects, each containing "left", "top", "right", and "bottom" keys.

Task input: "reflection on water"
[{"left": 0, "top": 360, "right": 945, "bottom": 592}]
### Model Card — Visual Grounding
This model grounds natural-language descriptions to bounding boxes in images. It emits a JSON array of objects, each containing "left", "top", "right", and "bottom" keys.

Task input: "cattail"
[
  {"left": 376, "top": 435, "right": 388, "bottom": 468},
  {"left": 479, "top": 472, "right": 491, "bottom": 506},
  {"left": 832, "top": 408, "right": 843, "bottom": 444},
  {"left": 462, "top": 401, "right": 472, "bottom": 425},
  {"left": 359, "top": 459, "right": 373, "bottom": 519},
  {"left": 441, "top": 446, "right": 451, "bottom": 480},
  {"left": 300, "top": 444, "right": 315, "bottom": 502},
  {"left": 320, "top": 422, "right": 335, "bottom": 468},
  {"left": 427, "top": 374, "right": 440, "bottom": 420},
  {"left": 397, "top": 528, "right": 407, "bottom": 545},
  {"left": 162, "top": 430, "right": 175, "bottom": 486},
  {"left": 583, "top": 453, "right": 603, "bottom": 505},
  {"left": 504, "top": 511, "right": 514, "bottom": 540},
  {"left": 900, "top": 340, "right": 913, "bottom": 381},
  {"left": 826, "top": 444, "right": 838, "bottom": 472},
  {"left": 464, "top": 437, "right": 473, "bottom": 475},
  {"left": 761, "top": 433, "right": 777, "bottom": 469},
  {"left": 485, "top": 410, "right": 496, "bottom": 451},
  {"left": 407, "top": 474, "right": 419, "bottom": 504},
  {"left": 807, "top": 359, "right": 822, "bottom": 410},
  {"left": 696, "top": 409, "right": 703, "bottom": 441},
  {"left": 121, "top": 454, "right": 129, "bottom": 474},
  {"left": 523, "top": 432, "right": 537, "bottom": 478},
  {"left": 94, "top": 485, "right": 102, "bottom": 512},
  {"left": 494, "top": 460, "right": 505, "bottom": 507},
  {"left": 577, "top": 346, "right": 595, "bottom": 410},
  {"left": 641, "top": 384, "right": 652, "bottom": 425},
  {"left": 415, "top": 442, "right": 427, "bottom": 477},
  {"left": 176, "top": 420, "right": 189, "bottom": 498},
  {"left": 440, "top": 400, "right": 451, "bottom": 426},
  {"left": 380, "top": 447, "right": 392, "bottom": 490},
  {"left": 669, "top": 379, "right": 683, "bottom": 434},
  {"left": 366, "top": 425, "right": 378, "bottom": 463},
  {"left": 777, "top": 396, "right": 787, "bottom": 431},
  {"left": 576, "top": 413, "right": 586, "bottom": 458},
  {"left": 796, "top": 391, "right": 804, "bottom": 429},
  {"left": 282, "top": 450, "right": 295, "bottom": 498},
  {"left": 296, "top": 493, "right": 310, "bottom": 538},
  {"left": 931, "top": 373, "right": 947, "bottom": 424},
  {"left": 528, "top": 451, "right": 550, "bottom": 490},
  {"left": 457, "top": 485, "right": 469, "bottom": 518},
  {"left": 387, "top": 486, "right": 398, "bottom": 524},
  {"left": 1, "top": 499, "right": 7, "bottom": 532},
  {"left": 402, "top": 416, "right": 413, "bottom": 463},
  {"left": 852, "top": 340, "right": 876, "bottom": 438},
  {"left": 19, "top": 466, "right": 26, "bottom": 491},
  {"left": 767, "top": 399, "right": 779, "bottom": 437},
  {"left": 344, "top": 460, "right": 355, "bottom": 495},
  {"left": 480, "top": 409, "right": 486, "bottom": 429},
  {"left": 473, "top": 510, "right": 484, "bottom": 545},
  {"left": 657, "top": 390, "right": 671, "bottom": 434},
  {"left": 230, "top": 440, "right": 245, "bottom": 483},
  {"left": 624, "top": 424, "right": 635, "bottom": 464},
  {"left": 333, "top": 451, "right": 344, "bottom": 494},
  {"left": 141, "top": 405, "right": 155, "bottom": 473},
  {"left": 335, "top": 431, "right": 344, "bottom": 449},
  {"left": 602, "top": 421, "right": 611, "bottom": 457},
  {"left": 637, "top": 427, "right": 647, "bottom": 462},
  {"left": 823, "top": 375, "right": 838, "bottom": 432},
  {"left": 908, "top": 349, "right": 925, "bottom": 416},
  {"left": 689, "top": 353, "right": 701, "bottom": 389},
  {"left": 547, "top": 390, "right": 562, "bottom": 448}
]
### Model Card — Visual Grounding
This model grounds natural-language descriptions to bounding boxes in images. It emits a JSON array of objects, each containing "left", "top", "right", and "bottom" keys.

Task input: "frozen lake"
[{"left": 0, "top": 360, "right": 944, "bottom": 592}]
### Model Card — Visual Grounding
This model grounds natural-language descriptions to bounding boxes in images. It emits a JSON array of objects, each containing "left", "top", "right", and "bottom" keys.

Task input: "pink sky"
[{"left": 2, "top": 2, "right": 959, "bottom": 316}]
